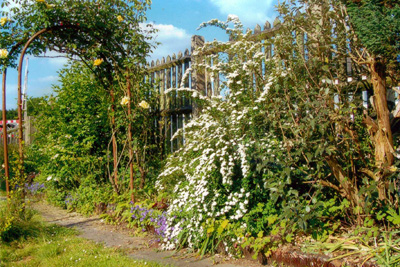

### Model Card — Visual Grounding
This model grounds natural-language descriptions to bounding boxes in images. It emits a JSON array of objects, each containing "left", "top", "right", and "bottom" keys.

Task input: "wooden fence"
[
  {"left": 146, "top": 19, "right": 283, "bottom": 153},
  {"left": 0, "top": 116, "right": 35, "bottom": 147},
  {"left": 147, "top": 16, "right": 399, "bottom": 153}
]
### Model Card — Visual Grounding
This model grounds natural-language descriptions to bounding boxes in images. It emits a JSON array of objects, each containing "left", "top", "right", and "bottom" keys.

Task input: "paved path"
[{"left": 31, "top": 201, "right": 264, "bottom": 267}]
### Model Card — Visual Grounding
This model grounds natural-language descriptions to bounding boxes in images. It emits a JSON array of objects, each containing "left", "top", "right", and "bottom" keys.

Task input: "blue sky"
[{"left": 3, "top": 0, "right": 279, "bottom": 110}]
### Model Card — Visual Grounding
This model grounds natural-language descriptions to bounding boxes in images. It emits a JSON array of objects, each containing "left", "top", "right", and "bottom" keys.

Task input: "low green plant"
[
  {"left": 64, "top": 182, "right": 113, "bottom": 215},
  {"left": 0, "top": 202, "right": 37, "bottom": 243}
]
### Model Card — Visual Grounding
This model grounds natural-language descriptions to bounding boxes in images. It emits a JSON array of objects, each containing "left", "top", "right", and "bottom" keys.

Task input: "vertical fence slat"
[
  {"left": 177, "top": 51, "right": 183, "bottom": 109},
  {"left": 191, "top": 35, "right": 205, "bottom": 117},
  {"left": 184, "top": 49, "right": 191, "bottom": 108}
]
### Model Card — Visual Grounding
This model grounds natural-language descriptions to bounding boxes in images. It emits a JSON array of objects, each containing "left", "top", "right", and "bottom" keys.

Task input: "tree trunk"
[
  {"left": 325, "top": 156, "right": 362, "bottom": 209},
  {"left": 370, "top": 58, "right": 393, "bottom": 200},
  {"left": 139, "top": 166, "right": 146, "bottom": 189}
]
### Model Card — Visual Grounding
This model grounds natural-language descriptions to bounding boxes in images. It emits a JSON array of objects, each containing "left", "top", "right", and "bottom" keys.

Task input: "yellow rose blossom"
[
  {"left": 139, "top": 100, "right": 150, "bottom": 109},
  {"left": 93, "top": 58, "right": 103, "bottom": 66},
  {"left": 0, "top": 49, "right": 9, "bottom": 59},
  {"left": 0, "top": 17, "right": 8, "bottom": 27},
  {"left": 36, "top": 0, "right": 46, "bottom": 2},
  {"left": 117, "top": 15, "right": 124, "bottom": 22},
  {"left": 120, "top": 96, "right": 130, "bottom": 106}
]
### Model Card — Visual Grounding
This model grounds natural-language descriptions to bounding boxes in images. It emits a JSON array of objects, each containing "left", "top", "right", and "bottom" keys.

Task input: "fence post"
[{"left": 191, "top": 35, "right": 205, "bottom": 118}]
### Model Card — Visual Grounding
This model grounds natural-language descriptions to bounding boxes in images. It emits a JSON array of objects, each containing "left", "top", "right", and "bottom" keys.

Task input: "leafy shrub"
[
  {"left": 157, "top": 16, "right": 291, "bottom": 252},
  {"left": 65, "top": 182, "right": 113, "bottom": 215},
  {"left": 157, "top": 8, "right": 400, "bottom": 260},
  {"left": 0, "top": 201, "right": 38, "bottom": 243}
]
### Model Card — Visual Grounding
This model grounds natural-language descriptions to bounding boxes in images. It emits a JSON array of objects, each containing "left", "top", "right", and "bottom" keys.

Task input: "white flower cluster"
[
  {"left": 157, "top": 16, "right": 289, "bottom": 252},
  {"left": 158, "top": 72, "right": 281, "bottom": 250}
]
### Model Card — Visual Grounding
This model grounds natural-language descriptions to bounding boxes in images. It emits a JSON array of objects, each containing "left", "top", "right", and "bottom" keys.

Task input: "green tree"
[
  {"left": 5, "top": 109, "right": 17, "bottom": 120},
  {"left": 1, "top": 0, "right": 157, "bottom": 197},
  {"left": 31, "top": 63, "right": 109, "bottom": 190},
  {"left": 26, "top": 96, "right": 46, "bottom": 117},
  {"left": 342, "top": 0, "right": 400, "bottom": 199}
]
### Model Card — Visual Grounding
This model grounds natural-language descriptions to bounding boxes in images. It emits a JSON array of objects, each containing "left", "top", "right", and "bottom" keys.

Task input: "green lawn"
[{"left": 0, "top": 209, "right": 171, "bottom": 267}]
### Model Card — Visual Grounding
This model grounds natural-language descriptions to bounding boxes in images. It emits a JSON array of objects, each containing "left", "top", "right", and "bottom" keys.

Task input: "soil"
[{"left": 29, "top": 200, "right": 266, "bottom": 267}]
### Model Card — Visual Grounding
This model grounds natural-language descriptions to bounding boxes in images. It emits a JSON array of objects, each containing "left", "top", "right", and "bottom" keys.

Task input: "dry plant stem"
[
  {"left": 325, "top": 155, "right": 363, "bottom": 215},
  {"left": 106, "top": 129, "right": 119, "bottom": 193},
  {"left": 116, "top": 136, "right": 129, "bottom": 176}
]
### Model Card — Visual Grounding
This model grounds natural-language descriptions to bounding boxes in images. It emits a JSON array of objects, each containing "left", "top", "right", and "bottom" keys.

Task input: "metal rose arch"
[
  {"left": 1, "top": 0, "right": 152, "bottom": 202},
  {"left": 1, "top": 24, "right": 114, "bottom": 199}
]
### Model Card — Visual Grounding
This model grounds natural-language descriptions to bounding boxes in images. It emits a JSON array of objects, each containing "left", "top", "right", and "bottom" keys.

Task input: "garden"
[{"left": 1, "top": 0, "right": 400, "bottom": 266}]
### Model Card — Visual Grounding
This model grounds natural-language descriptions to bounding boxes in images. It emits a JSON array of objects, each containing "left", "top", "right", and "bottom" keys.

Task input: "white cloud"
[
  {"left": 37, "top": 75, "right": 58, "bottom": 83},
  {"left": 208, "top": 0, "right": 277, "bottom": 26},
  {"left": 144, "top": 23, "right": 191, "bottom": 62},
  {"left": 32, "top": 50, "right": 69, "bottom": 67}
]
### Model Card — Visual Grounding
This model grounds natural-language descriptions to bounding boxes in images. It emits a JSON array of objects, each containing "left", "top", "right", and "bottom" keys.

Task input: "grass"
[{"left": 0, "top": 208, "right": 171, "bottom": 267}]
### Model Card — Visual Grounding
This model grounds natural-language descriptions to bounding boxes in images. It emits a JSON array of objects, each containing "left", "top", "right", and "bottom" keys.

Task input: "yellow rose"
[
  {"left": 120, "top": 96, "right": 130, "bottom": 106},
  {"left": 0, "top": 49, "right": 9, "bottom": 59},
  {"left": 117, "top": 15, "right": 124, "bottom": 22},
  {"left": 0, "top": 17, "right": 8, "bottom": 27},
  {"left": 139, "top": 100, "right": 150, "bottom": 109},
  {"left": 36, "top": 0, "right": 46, "bottom": 2},
  {"left": 93, "top": 58, "right": 104, "bottom": 66}
]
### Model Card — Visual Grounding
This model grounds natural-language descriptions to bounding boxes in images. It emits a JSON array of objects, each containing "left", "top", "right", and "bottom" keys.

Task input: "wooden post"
[
  {"left": 177, "top": 51, "right": 183, "bottom": 108},
  {"left": 171, "top": 53, "right": 179, "bottom": 152},
  {"left": 184, "top": 49, "right": 191, "bottom": 108},
  {"left": 166, "top": 56, "right": 172, "bottom": 110},
  {"left": 264, "top": 21, "right": 272, "bottom": 59},
  {"left": 272, "top": 18, "right": 281, "bottom": 57},
  {"left": 166, "top": 56, "right": 172, "bottom": 153},
  {"left": 172, "top": 53, "right": 177, "bottom": 110},
  {"left": 191, "top": 35, "right": 205, "bottom": 117}
]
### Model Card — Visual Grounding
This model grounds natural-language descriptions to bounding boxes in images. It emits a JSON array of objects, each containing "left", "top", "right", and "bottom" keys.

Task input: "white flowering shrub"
[
  {"left": 156, "top": 7, "right": 384, "bottom": 256},
  {"left": 156, "top": 17, "right": 293, "bottom": 253}
]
